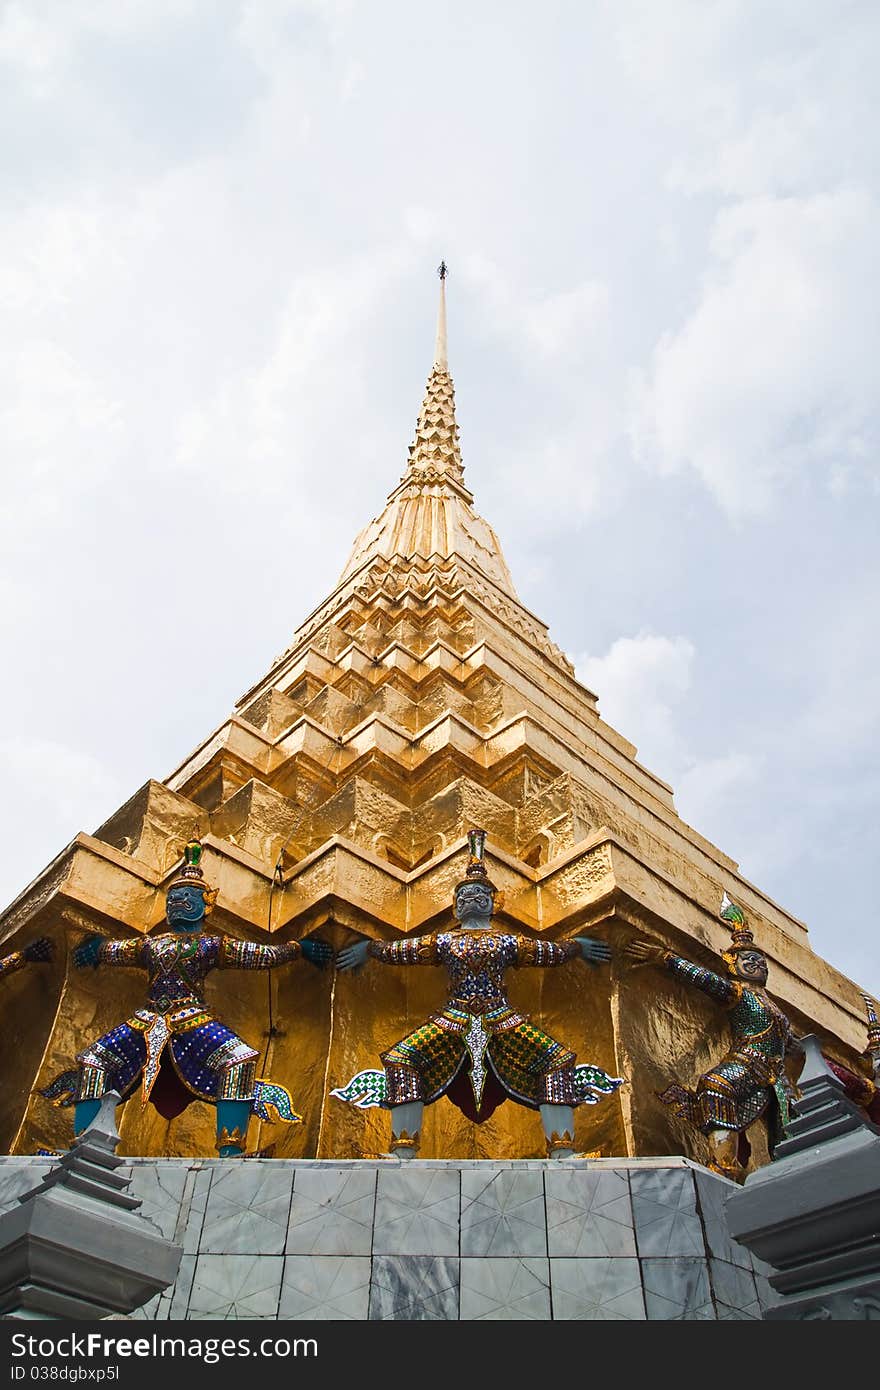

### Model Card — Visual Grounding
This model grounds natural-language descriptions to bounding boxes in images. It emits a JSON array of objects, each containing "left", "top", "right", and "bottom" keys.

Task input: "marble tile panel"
[
  {"left": 631, "top": 1168, "right": 705, "bottom": 1257},
  {"left": 710, "top": 1258, "right": 762, "bottom": 1318},
  {"left": 286, "top": 1168, "right": 376, "bottom": 1256},
  {"left": 174, "top": 1165, "right": 214, "bottom": 1254},
  {"left": 374, "top": 1167, "right": 459, "bottom": 1255},
  {"left": 693, "top": 1169, "right": 751, "bottom": 1268},
  {"left": 460, "top": 1257, "right": 551, "bottom": 1320},
  {"left": 186, "top": 1254, "right": 283, "bottom": 1319},
  {"left": 130, "top": 1254, "right": 195, "bottom": 1321},
  {"left": 588, "top": 1157, "right": 693, "bottom": 1169},
  {"left": 545, "top": 1168, "right": 636, "bottom": 1258},
  {"left": 460, "top": 1169, "right": 546, "bottom": 1257},
  {"left": 641, "top": 1258, "right": 715, "bottom": 1320},
  {"left": 717, "top": 1303, "right": 762, "bottom": 1319},
  {"left": 0, "top": 1166, "right": 51, "bottom": 1212},
  {"left": 166, "top": 1255, "right": 198, "bottom": 1320},
  {"left": 121, "top": 1164, "right": 188, "bottom": 1242},
  {"left": 199, "top": 1162, "right": 293, "bottom": 1255},
  {"left": 279, "top": 1256, "right": 371, "bottom": 1320},
  {"left": 369, "top": 1256, "right": 459, "bottom": 1320},
  {"left": 550, "top": 1257, "right": 645, "bottom": 1320},
  {"left": 752, "top": 1267, "right": 780, "bottom": 1314}
]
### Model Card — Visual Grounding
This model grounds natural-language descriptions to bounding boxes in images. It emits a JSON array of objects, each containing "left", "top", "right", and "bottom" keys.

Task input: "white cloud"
[
  {"left": 0, "top": 1, "right": 204, "bottom": 82},
  {"left": 575, "top": 633, "right": 695, "bottom": 776},
  {"left": 453, "top": 254, "right": 620, "bottom": 526},
  {"left": 677, "top": 751, "right": 763, "bottom": 829},
  {"left": 633, "top": 191, "right": 880, "bottom": 515},
  {"left": 779, "top": 603, "right": 880, "bottom": 762},
  {"left": 1, "top": 340, "right": 122, "bottom": 480},
  {"left": 236, "top": 0, "right": 351, "bottom": 72},
  {"left": 576, "top": 639, "right": 766, "bottom": 862},
  {"left": 173, "top": 244, "right": 416, "bottom": 503},
  {"left": 0, "top": 736, "right": 124, "bottom": 908},
  {"left": 0, "top": 737, "right": 118, "bottom": 824},
  {"left": 464, "top": 254, "right": 611, "bottom": 365},
  {"left": 0, "top": 0, "right": 877, "bottom": 1005},
  {"left": 0, "top": 201, "right": 131, "bottom": 313},
  {"left": 0, "top": 4, "right": 67, "bottom": 78},
  {"left": 612, "top": 2, "right": 880, "bottom": 201}
]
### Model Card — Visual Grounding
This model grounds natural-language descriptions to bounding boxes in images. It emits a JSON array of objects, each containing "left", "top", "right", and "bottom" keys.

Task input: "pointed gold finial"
[
  {"left": 434, "top": 260, "right": 448, "bottom": 371},
  {"left": 392, "top": 262, "right": 461, "bottom": 484},
  {"left": 336, "top": 261, "right": 521, "bottom": 601}
]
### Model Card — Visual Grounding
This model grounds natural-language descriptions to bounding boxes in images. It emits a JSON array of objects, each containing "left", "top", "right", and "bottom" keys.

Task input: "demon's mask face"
[
  {"left": 166, "top": 883, "right": 206, "bottom": 931},
  {"left": 732, "top": 948, "right": 768, "bottom": 986},
  {"left": 453, "top": 880, "right": 495, "bottom": 924}
]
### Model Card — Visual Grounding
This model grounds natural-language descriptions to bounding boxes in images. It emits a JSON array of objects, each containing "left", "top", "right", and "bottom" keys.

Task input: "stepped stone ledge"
[{"left": 0, "top": 1094, "right": 181, "bottom": 1319}]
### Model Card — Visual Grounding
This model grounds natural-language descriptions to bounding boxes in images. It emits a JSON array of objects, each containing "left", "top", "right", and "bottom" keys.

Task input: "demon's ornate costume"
[
  {"left": 358, "top": 928, "right": 612, "bottom": 1115},
  {"left": 41, "top": 836, "right": 329, "bottom": 1154},
  {"left": 628, "top": 892, "right": 801, "bottom": 1180},
  {"left": 0, "top": 938, "right": 52, "bottom": 981},
  {"left": 823, "top": 994, "right": 880, "bottom": 1125},
  {"left": 655, "top": 951, "right": 798, "bottom": 1140},
  {"left": 68, "top": 932, "right": 307, "bottom": 1115},
  {"left": 333, "top": 829, "right": 622, "bottom": 1157}
]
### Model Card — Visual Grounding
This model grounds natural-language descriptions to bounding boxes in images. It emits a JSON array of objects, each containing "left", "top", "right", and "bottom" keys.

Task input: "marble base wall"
[{"left": 0, "top": 1156, "right": 773, "bottom": 1321}]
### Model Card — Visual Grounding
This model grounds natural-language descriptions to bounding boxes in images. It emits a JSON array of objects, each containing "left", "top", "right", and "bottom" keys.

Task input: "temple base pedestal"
[{"left": 0, "top": 1153, "right": 773, "bottom": 1320}]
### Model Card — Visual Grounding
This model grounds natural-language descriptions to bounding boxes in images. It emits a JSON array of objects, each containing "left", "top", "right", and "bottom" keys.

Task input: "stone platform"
[{"left": 0, "top": 1155, "right": 775, "bottom": 1320}]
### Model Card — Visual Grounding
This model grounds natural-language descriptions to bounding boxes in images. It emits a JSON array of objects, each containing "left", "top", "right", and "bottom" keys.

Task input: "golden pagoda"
[{"left": 0, "top": 271, "right": 870, "bottom": 1170}]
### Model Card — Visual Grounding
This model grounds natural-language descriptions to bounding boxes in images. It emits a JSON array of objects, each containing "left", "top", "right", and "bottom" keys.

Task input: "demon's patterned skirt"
[
  {"left": 380, "top": 1009, "right": 578, "bottom": 1108},
  {"left": 658, "top": 1044, "right": 795, "bottom": 1138},
  {"left": 75, "top": 1007, "right": 260, "bottom": 1105}
]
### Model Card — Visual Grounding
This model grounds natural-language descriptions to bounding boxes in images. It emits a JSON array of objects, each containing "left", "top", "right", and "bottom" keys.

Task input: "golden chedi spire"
[
  {"left": 406, "top": 260, "right": 462, "bottom": 484},
  {"left": 339, "top": 263, "right": 518, "bottom": 596},
  {"left": 2, "top": 259, "right": 873, "bottom": 1172}
]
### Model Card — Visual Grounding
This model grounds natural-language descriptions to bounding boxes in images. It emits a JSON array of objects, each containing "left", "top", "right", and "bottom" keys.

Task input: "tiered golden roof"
[{"left": 0, "top": 275, "right": 870, "bottom": 1166}]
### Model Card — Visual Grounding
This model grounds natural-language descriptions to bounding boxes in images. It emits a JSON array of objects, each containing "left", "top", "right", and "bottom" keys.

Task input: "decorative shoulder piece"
[{"left": 330, "top": 1068, "right": 387, "bottom": 1109}]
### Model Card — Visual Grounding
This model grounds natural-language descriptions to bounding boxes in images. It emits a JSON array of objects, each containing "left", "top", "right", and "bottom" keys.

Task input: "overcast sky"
[{"left": 1, "top": 1, "right": 878, "bottom": 1003}]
